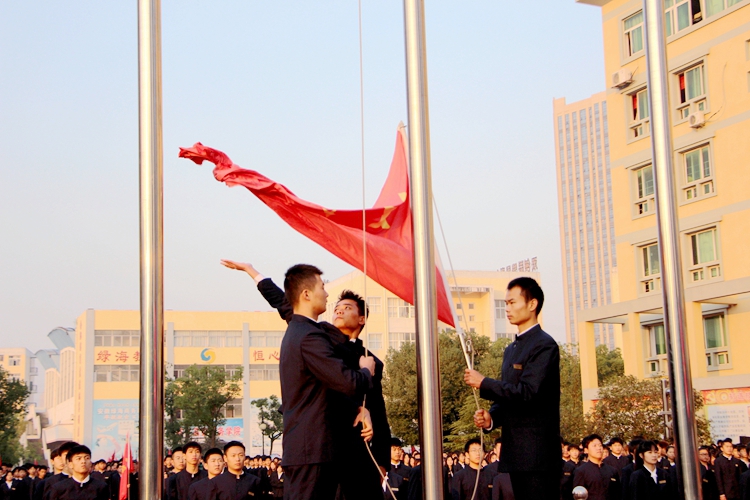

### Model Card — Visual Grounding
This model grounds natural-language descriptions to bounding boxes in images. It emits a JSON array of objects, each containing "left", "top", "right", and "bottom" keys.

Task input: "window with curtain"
[
  {"left": 682, "top": 144, "right": 714, "bottom": 201},
  {"left": 689, "top": 227, "right": 721, "bottom": 282},
  {"left": 705, "top": 0, "right": 744, "bottom": 17},
  {"left": 704, "top": 314, "right": 729, "bottom": 369},
  {"left": 624, "top": 11, "right": 644, "bottom": 56},
  {"left": 646, "top": 324, "right": 667, "bottom": 375},
  {"left": 665, "top": 0, "right": 700, "bottom": 36},
  {"left": 634, "top": 164, "right": 655, "bottom": 215},
  {"left": 640, "top": 243, "right": 661, "bottom": 293}
]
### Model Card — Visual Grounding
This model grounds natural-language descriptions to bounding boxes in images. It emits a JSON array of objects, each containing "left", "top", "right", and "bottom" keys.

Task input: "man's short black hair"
[
  {"left": 203, "top": 448, "right": 223, "bottom": 462},
  {"left": 581, "top": 434, "right": 603, "bottom": 450},
  {"left": 390, "top": 438, "right": 403, "bottom": 448},
  {"left": 93, "top": 459, "right": 105, "bottom": 465},
  {"left": 171, "top": 446, "right": 184, "bottom": 455},
  {"left": 284, "top": 264, "right": 323, "bottom": 307},
  {"left": 50, "top": 449, "right": 61, "bottom": 460},
  {"left": 223, "top": 441, "right": 245, "bottom": 454},
  {"left": 608, "top": 437, "right": 623, "bottom": 446},
  {"left": 37, "top": 465, "right": 48, "bottom": 471},
  {"left": 507, "top": 277, "right": 544, "bottom": 315},
  {"left": 337, "top": 290, "right": 368, "bottom": 319},
  {"left": 66, "top": 445, "right": 92, "bottom": 462},
  {"left": 464, "top": 438, "right": 483, "bottom": 453},
  {"left": 58, "top": 441, "right": 80, "bottom": 457},
  {"left": 722, "top": 438, "right": 734, "bottom": 445},
  {"left": 184, "top": 441, "right": 202, "bottom": 454}
]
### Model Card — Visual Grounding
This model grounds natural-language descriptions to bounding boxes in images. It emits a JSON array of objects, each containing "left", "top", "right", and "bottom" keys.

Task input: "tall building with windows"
[
  {"left": 553, "top": 93, "right": 618, "bottom": 349},
  {"left": 0, "top": 347, "right": 46, "bottom": 452},
  {"left": 576, "top": 0, "right": 750, "bottom": 441}
]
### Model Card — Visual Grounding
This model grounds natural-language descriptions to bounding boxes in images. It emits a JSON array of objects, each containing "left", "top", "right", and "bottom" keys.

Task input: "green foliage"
[
  {"left": 383, "top": 331, "right": 507, "bottom": 449},
  {"left": 588, "top": 375, "right": 712, "bottom": 443},
  {"left": 19, "top": 440, "right": 45, "bottom": 464},
  {"left": 0, "top": 366, "right": 31, "bottom": 465},
  {"left": 251, "top": 396, "right": 283, "bottom": 455},
  {"left": 164, "top": 378, "right": 185, "bottom": 450},
  {"left": 167, "top": 365, "right": 243, "bottom": 448},
  {"left": 559, "top": 345, "right": 586, "bottom": 444},
  {"left": 595, "top": 344, "right": 625, "bottom": 386}
]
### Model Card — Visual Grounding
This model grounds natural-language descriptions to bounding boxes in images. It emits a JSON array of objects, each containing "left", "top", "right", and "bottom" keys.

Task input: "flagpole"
[
  {"left": 137, "top": 0, "right": 165, "bottom": 499},
  {"left": 402, "top": 1, "right": 444, "bottom": 499},
  {"left": 642, "top": 1, "right": 701, "bottom": 498}
]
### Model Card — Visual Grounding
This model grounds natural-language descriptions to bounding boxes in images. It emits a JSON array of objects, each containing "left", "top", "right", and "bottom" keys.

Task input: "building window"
[
  {"left": 387, "top": 298, "right": 415, "bottom": 319},
  {"left": 705, "top": 0, "right": 744, "bottom": 18},
  {"left": 468, "top": 315, "right": 475, "bottom": 322},
  {"left": 94, "top": 365, "right": 140, "bottom": 382},
  {"left": 704, "top": 314, "right": 730, "bottom": 370},
  {"left": 665, "top": 0, "right": 701, "bottom": 37},
  {"left": 248, "top": 331, "right": 284, "bottom": 348},
  {"left": 682, "top": 144, "right": 714, "bottom": 201},
  {"left": 646, "top": 324, "right": 667, "bottom": 375},
  {"left": 368, "top": 333, "right": 383, "bottom": 350},
  {"left": 389, "top": 332, "right": 415, "bottom": 350},
  {"left": 688, "top": 227, "right": 720, "bottom": 282},
  {"left": 640, "top": 242, "right": 661, "bottom": 293},
  {"left": 457, "top": 315, "right": 463, "bottom": 322},
  {"left": 629, "top": 88, "right": 650, "bottom": 139},
  {"left": 8, "top": 356, "right": 20, "bottom": 367},
  {"left": 0, "top": 355, "right": 3, "bottom": 362},
  {"left": 366, "top": 297, "right": 382, "bottom": 314},
  {"left": 624, "top": 11, "right": 644, "bottom": 57},
  {"left": 248, "top": 364, "right": 279, "bottom": 381},
  {"left": 455, "top": 303, "right": 462, "bottom": 310},
  {"left": 633, "top": 164, "right": 655, "bottom": 215},
  {"left": 495, "top": 300, "right": 505, "bottom": 319},
  {"left": 468, "top": 303, "right": 475, "bottom": 310},
  {"left": 95, "top": 330, "right": 141, "bottom": 347},
  {"left": 676, "top": 64, "right": 707, "bottom": 119},
  {"left": 222, "top": 399, "right": 243, "bottom": 418}
]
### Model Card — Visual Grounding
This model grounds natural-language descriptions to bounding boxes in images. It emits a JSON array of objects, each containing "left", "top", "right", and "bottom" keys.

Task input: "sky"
[{"left": 0, "top": 1, "right": 605, "bottom": 352}]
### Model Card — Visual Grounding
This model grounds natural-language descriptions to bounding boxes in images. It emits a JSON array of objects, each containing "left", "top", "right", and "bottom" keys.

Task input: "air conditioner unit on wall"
[
  {"left": 689, "top": 111, "right": 705, "bottom": 128},
  {"left": 611, "top": 68, "right": 633, "bottom": 89}
]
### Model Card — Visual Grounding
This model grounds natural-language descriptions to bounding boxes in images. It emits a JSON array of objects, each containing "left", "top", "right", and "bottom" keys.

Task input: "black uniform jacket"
[
  {"left": 49, "top": 476, "right": 109, "bottom": 500},
  {"left": 187, "top": 477, "right": 214, "bottom": 500},
  {"left": 383, "top": 472, "right": 405, "bottom": 500},
  {"left": 450, "top": 466, "right": 493, "bottom": 500},
  {"left": 715, "top": 454, "right": 747, "bottom": 499},
  {"left": 628, "top": 466, "right": 671, "bottom": 500},
  {"left": 478, "top": 325, "right": 560, "bottom": 472},
  {"left": 269, "top": 470, "right": 284, "bottom": 499},
  {"left": 213, "top": 470, "right": 261, "bottom": 500},
  {"left": 572, "top": 461, "right": 621, "bottom": 500},
  {"left": 279, "top": 313, "right": 372, "bottom": 466},
  {"left": 1, "top": 479, "right": 29, "bottom": 500},
  {"left": 173, "top": 470, "right": 208, "bottom": 500},
  {"left": 603, "top": 454, "right": 632, "bottom": 478}
]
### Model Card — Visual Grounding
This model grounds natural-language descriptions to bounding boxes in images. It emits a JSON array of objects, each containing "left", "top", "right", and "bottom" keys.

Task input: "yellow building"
[
  {"left": 0, "top": 347, "right": 44, "bottom": 450},
  {"left": 72, "top": 309, "right": 287, "bottom": 461},
  {"left": 576, "top": 0, "right": 750, "bottom": 440}
]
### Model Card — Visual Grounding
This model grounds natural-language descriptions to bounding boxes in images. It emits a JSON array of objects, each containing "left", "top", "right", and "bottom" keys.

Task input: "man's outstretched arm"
[{"left": 221, "top": 259, "right": 293, "bottom": 322}]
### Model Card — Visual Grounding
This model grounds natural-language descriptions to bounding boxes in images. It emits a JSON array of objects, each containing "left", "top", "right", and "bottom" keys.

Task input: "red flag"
[
  {"left": 179, "top": 127, "right": 455, "bottom": 327},
  {"left": 119, "top": 434, "right": 133, "bottom": 500}
]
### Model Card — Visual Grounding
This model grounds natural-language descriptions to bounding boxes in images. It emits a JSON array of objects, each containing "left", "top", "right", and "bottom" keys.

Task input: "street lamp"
[{"left": 259, "top": 421, "right": 267, "bottom": 455}]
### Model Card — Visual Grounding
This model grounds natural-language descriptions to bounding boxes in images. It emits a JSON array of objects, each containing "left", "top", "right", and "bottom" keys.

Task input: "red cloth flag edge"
[
  {"left": 179, "top": 127, "right": 455, "bottom": 327},
  {"left": 119, "top": 433, "right": 133, "bottom": 500}
]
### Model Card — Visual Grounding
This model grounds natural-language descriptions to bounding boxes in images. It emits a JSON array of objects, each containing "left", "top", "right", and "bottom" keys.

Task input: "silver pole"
[
  {"left": 138, "top": 0, "right": 164, "bottom": 499},
  {"left": 402, "top": 1, "right": 444, "bottom": 499},
  {"left": 642, "top": 1, "right": 701, "bottom": 498}
]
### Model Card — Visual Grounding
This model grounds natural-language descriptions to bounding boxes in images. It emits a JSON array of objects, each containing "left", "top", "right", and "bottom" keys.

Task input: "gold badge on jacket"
[{"left": 513, "top": 364, "right": 522, "bottom": 370}]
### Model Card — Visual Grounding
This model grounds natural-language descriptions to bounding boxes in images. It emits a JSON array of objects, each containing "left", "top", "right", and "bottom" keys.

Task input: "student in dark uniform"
[
  {"left": 41, "top": 441, "right": 79, "bottom": 500},
  {"left": 561, "top": 444, "right": 582, "bottom": 500},
  {"left": 603, "top": 438, "right": 632, "bottom": 479},
  {"left": 464, "top": 278, "right": 560, "bottom": 500},
  {"left": 49, "top": 445, "right": 109, "bottom": 500},
  {"left": 389, "top": 439, "right": 412, "bottom": 482},
  {"left": 382, "top": 469, "right": 405, "bottom": 500},
  {"left": 2, "top": 471, "right": 28, "bottom": 500},
  {"left": 165, "top": 446, "right": 185, "bottom": 500},
  {"left": 187, "top": 448, "right": 223, "bottom": 500},
  {"left": 627, "top": 440, "right": 671, "bottom": 500},
  {"left": 572, "top": 434, "right": 620, "bottom": 500},
  {"left": 223, "top": 259, "right": 391, "bottom": 500},
  {"left": 485, "top": 439, "right": 513, "bottom": 500},
  {"left": 213, "top": 441, "right": 261, "bottom": 500},
  {"left": 715, "top": 439, "right": 747, "bottom": 500},
  {"left": 276, "top": 264, "right": 375, "bottom": 500},
  {"left": 699, "top": 446, "right": 719, "bottom": 500},
  {"left": 620, "top": 439, "right": 643, "bottom": 500},
  {"left": 269, "top": 465, "right": 284, "bottom": 499},
  {"left": 450, "top": 438, "right": 493, "bottom": 500},
  {"left": 171, "top": 442, "right": 207, "bottom": 500}
]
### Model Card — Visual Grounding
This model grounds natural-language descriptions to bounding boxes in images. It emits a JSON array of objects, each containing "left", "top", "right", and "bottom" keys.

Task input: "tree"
[
  {"left": 164, "top": 378, "right": 186, "bottom": 450},
  {"left": 587, "top": 375, "right": 712, "bottom": 443},
  {"left": 595, "top": 344, "right": 625, "bottom": 386},
  {"left": 559, "top": 345, "right": 587, "bottom": 444},
  {"left": 251, "top": 396, "right": 283, "bottom": 455},
  {"left": 168, "top": 365, "right": 243, "bottom": 448},
  {"left": 0, "top": 366, "right": 31, "bottom": 465}
]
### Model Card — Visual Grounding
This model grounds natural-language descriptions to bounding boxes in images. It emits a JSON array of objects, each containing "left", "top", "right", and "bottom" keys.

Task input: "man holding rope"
[{"left": 463, "top": 277, "right": 560, "bottom": 500}]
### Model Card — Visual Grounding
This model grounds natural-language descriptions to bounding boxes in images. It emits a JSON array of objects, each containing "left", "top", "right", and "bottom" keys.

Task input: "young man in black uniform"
[
  {"left": 389, "top": 439, "right": 411, "bottom": 482},
  {"left": 620, "top": 438, "right": 643, "bottom": 500},
  {"left": 213, "top": 441, "right": 261, "bottom": 500},
  {"left": 450, "top": 438, "right": 493, "bottom": 500},
  {"left": 464, "top": 277, "right": 560, "bottom": 500},
  {"left": 715, "top": 439, "right": 747, "bottom": 500},
  {"left": 603, "top": 438, "right": 631, "bottom": 479},
  {"left": 49, "top": 445, "right": 109, "bottom": 500},
  {"left": 187, "top": 448, "right": 223, "bottom": 500},
  {"left": 699, "top": 446, "right": 719, "bottom": 500},
  {"left": 41, "top": 441, "right": 79, "bottom": 500},
  {"left": 628, "top": 440, "right": 671, "bottom": 500},
  {"left": 572, "top": 434, "right": 620, "bottom": 500},
  {"left": 171, "top": 442, "right": 207, "bottom": 500},
  {"left": 221, "top": 260, "right": 382, "bottom": 500}
]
